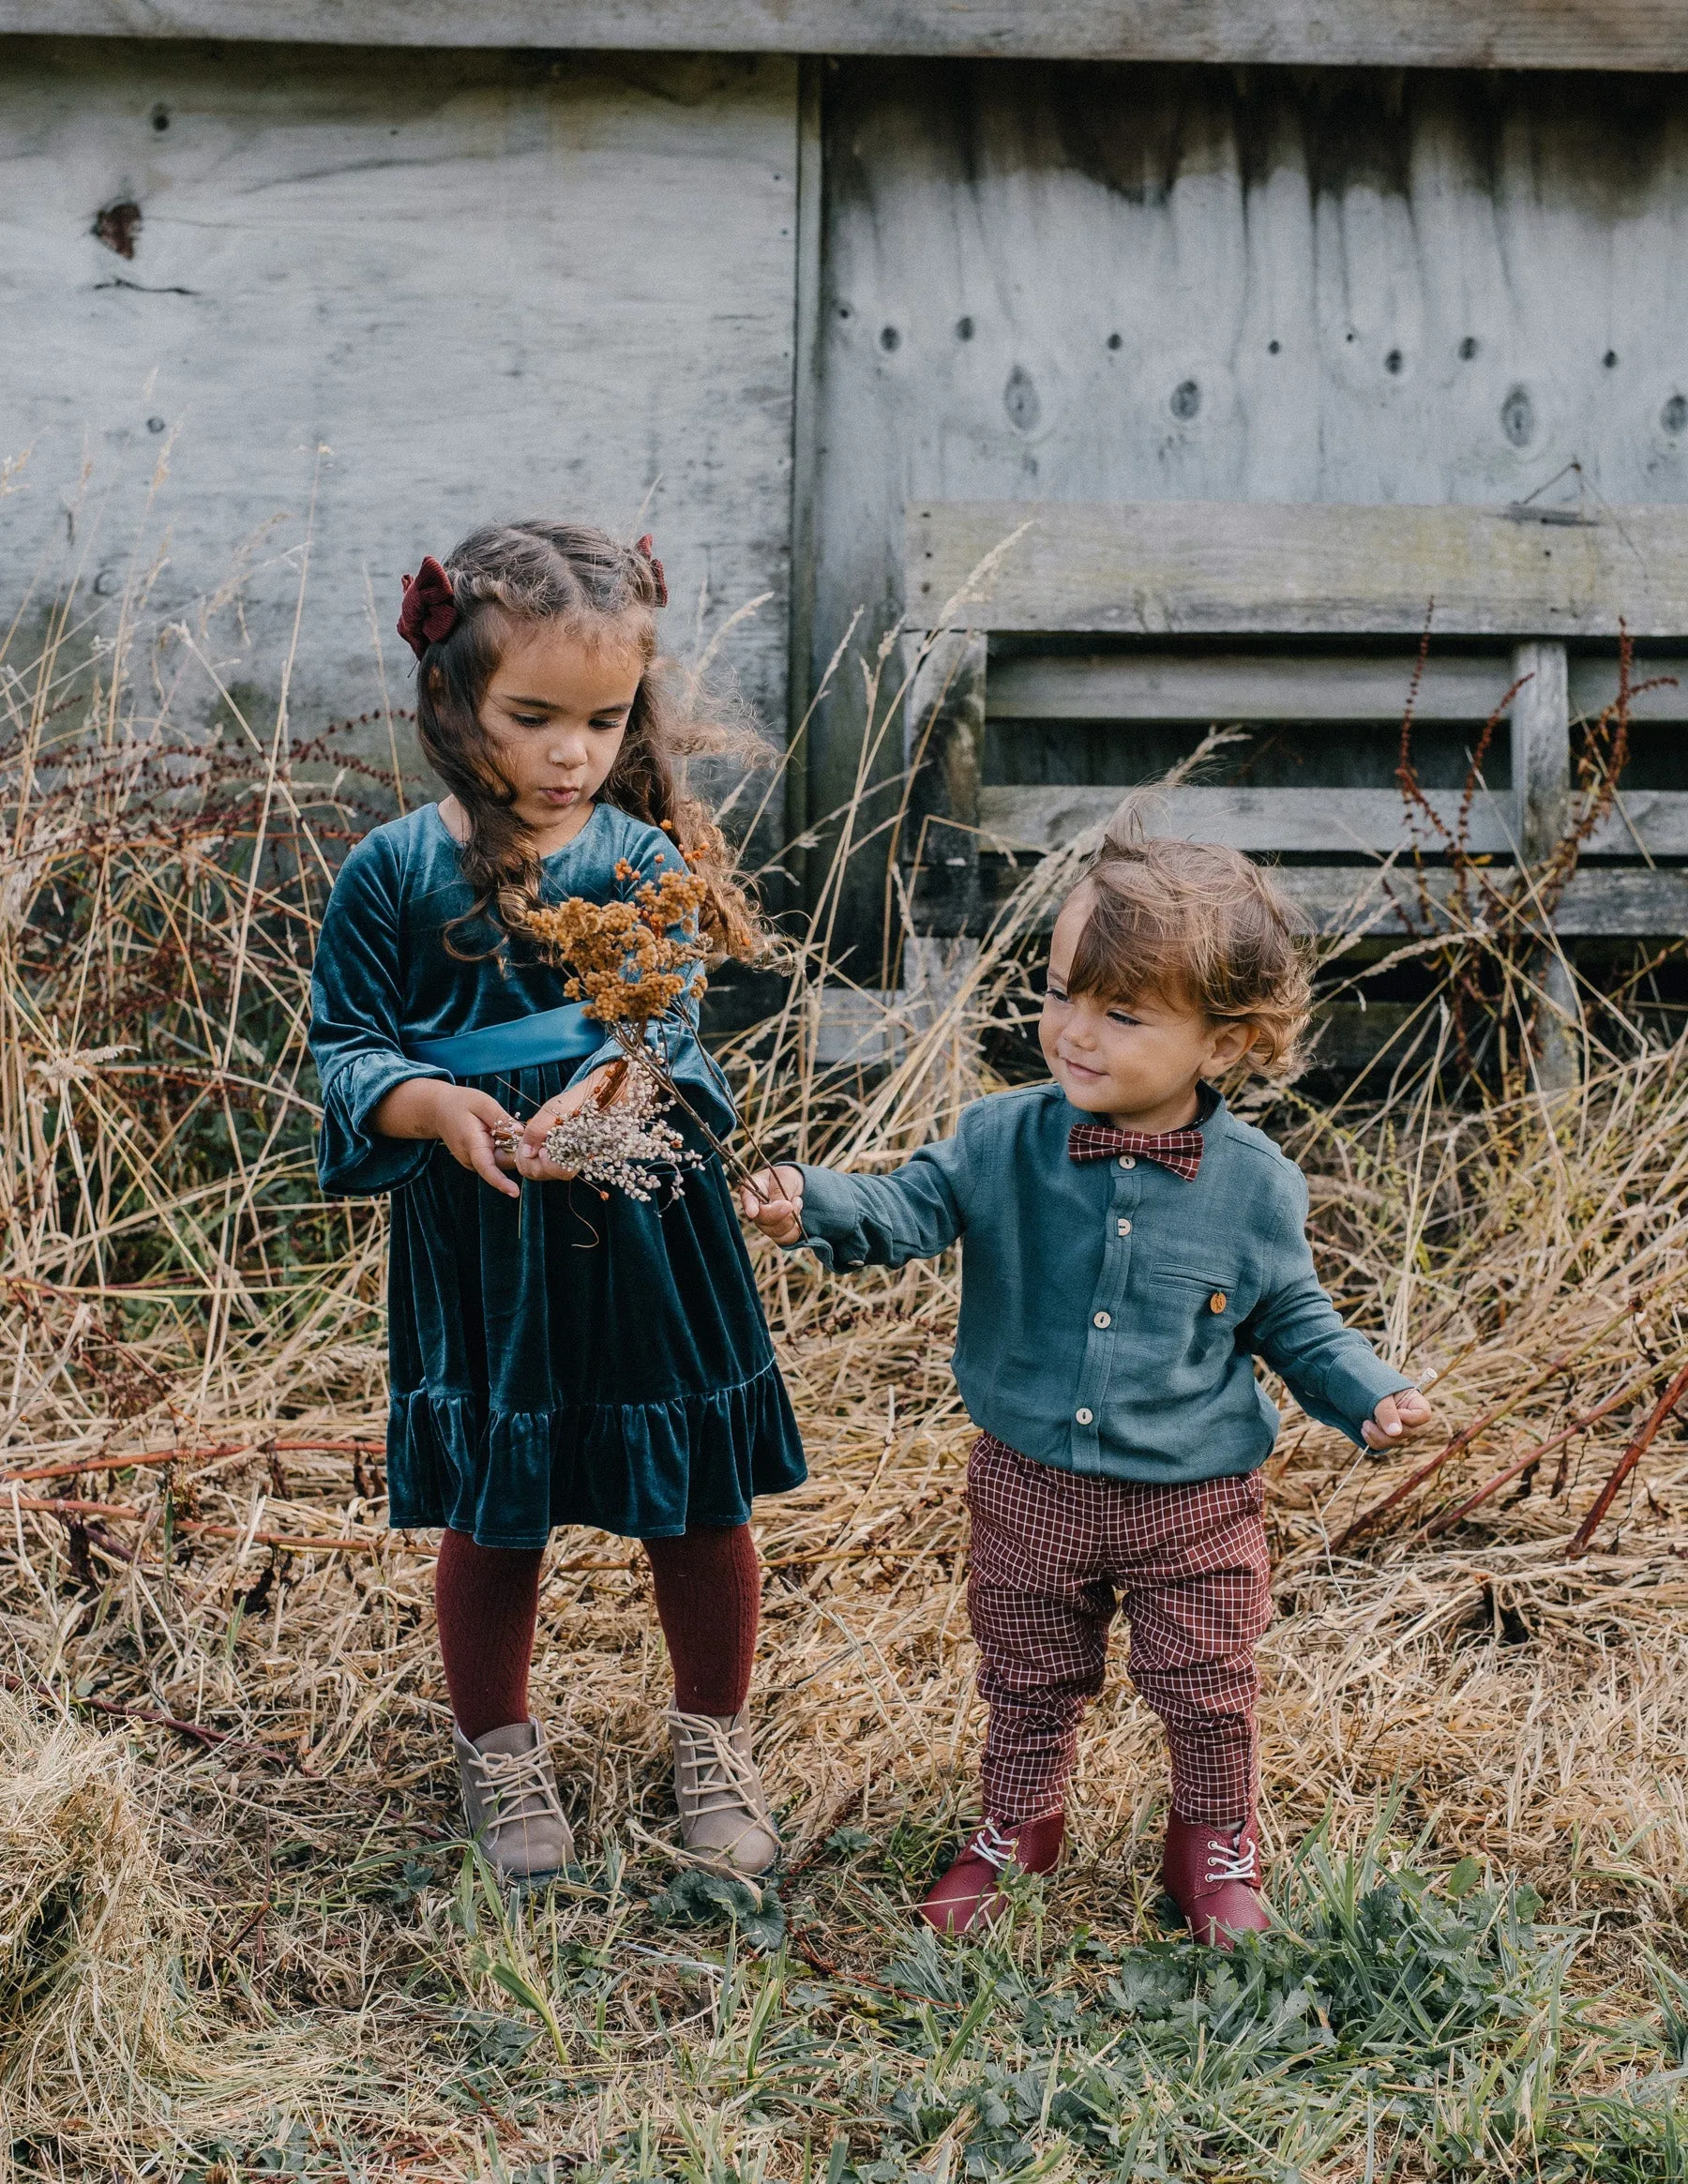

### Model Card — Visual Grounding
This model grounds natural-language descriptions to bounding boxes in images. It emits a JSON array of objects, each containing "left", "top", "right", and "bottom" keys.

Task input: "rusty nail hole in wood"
[{"left": 93, "top": 201, "right": 142, "bottom": 259}]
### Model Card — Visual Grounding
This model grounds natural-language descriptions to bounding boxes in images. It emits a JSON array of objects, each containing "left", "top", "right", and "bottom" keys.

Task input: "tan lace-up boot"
[
  {"left": 666, "top": 1708, "right": 780, "bottom": 1876},
  {"left": 454, "top": 1718, "right": 575, "bottom": 1883}
]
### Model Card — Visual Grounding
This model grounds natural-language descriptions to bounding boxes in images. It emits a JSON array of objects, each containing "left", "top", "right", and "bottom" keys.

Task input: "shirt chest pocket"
[{"left": 1152, "top": 1260, "right": 1250, "bottom": 1332}]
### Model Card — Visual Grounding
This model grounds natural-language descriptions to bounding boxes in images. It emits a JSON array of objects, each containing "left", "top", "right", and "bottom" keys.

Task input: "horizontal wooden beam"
[
  {"left": 987, "top": 651, "right": 1516, "bottom": 723},
  {"left": 1571, "top": 657, "right": 1688, "bottom": 721},
  {"left": 987, "top": 651, "right": 1688, "bottom": 724},
  {"left": 979, "top": 782, "right": 1688, "bottom": 858},
  {"left": 1275, "top": 865, "right": 1688, "bottom": 939},
  {"left": 910, "top": 503, "right": 1688, "bottom": 640},
  {"left": 1009, "top": 861, "right": 1688, "bottom": 937},
  {"left": 5, "top": 2, "right": 1684, "bottom": 67},
  {"left": 979, "top": 783, "right": 1515, "bottom": 854}
]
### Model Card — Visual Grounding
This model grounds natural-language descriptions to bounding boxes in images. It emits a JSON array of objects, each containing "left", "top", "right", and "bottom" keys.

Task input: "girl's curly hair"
[
  {"left": 409, "top": 519, "right": 763, "bottom": 962},
  {"left": 1068, "top": 814, "right": 1314, "bottom": 1077}
]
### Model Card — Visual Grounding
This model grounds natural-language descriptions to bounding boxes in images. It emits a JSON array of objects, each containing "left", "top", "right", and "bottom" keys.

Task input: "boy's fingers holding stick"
[
  {"left": 1363, "top": 1387, "right": 1435, "bottom": 1449},
  {"left": 740, "top": 1166, "right": 805, "bottom": 1244}
]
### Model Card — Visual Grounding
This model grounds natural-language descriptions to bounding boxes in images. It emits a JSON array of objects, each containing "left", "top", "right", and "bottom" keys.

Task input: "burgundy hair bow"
[
  {"left": 635, "top": 534, "right": 669, "bottom": 610},
  {"left": 397, "top": 555, "right": 460, "bottom": 658}
]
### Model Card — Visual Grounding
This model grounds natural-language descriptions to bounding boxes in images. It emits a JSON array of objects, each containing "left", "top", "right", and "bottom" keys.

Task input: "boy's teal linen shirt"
[{"left": 792, "top": 1081, "right": 1412, "bottom": 1485}]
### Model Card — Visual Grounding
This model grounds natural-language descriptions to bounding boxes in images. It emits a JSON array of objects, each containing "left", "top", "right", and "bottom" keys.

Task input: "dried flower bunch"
[
  {"left": 520, "top": 866, "right": 710, "bottom": 1029},
  {"left": 538, "top": 1061, "right": 699, "bottom": 1203},
  {"left": 517, "top": 866, "right": 731, "bottom": 1201}
]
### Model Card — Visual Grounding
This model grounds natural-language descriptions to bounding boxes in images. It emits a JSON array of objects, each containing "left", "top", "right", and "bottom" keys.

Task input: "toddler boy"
[{"left": 744, "top": 829, "right": 1433, "bottom": 1944}]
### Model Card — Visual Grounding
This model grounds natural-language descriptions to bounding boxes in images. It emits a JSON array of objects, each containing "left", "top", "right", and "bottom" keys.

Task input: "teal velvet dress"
[{"left": 308, "top": 801, "right": 806, "bottom": 1548}]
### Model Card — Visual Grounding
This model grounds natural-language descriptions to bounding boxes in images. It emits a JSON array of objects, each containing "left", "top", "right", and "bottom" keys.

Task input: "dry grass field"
[{"left": 4, "top": 508, "right": 1688, "bottom": 2181}]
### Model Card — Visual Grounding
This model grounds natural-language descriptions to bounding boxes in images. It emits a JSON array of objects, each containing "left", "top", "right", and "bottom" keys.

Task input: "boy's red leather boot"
[
  {"left": 918, "top": 1812, "right": 1065, "bottom": 1935},
  {"left": 1162, "top": 1815, "right": 1270, "bottom": 1948}
]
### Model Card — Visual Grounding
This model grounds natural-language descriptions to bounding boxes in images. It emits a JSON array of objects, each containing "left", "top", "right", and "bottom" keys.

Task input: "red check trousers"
[{"left": 967, "top": 1435, "right": 1273, "bottom": 1829}]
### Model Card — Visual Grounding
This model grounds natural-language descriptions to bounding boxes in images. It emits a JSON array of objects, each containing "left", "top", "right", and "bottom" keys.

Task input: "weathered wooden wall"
[
  {"left": 5, "top": 5, "right": 1686, "bottom": 73},
  {"left": 805, "top": 61, "right": 1688, "bottom": 958},
  {"left": 0, "top": 39, "right": 798, "bottom": 768}
]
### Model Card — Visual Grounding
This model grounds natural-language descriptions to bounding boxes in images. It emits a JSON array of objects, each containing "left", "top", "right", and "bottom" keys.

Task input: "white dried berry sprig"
[{"left": 540, "top": 1065, "right": 701, "bottom": 1204}]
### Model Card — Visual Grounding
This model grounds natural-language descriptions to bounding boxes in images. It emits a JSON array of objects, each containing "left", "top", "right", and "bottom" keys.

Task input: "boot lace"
[
  {"left": 471, "top": 1741, "right": 565, "bottom": 1830},
  {"left": 670, "top": 1712, "right": 771, "bottom": 1822},
  {"left": 1204, "top": 1832, "right": 1258, "bottom": 1885},
  {"left": 966, "top": 1819, "right": 1018, "bottom": 1872}
]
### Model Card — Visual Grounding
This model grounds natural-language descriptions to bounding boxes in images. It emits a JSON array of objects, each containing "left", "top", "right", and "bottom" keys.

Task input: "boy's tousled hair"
[
  {"left": 412, "top": 518, "right": 762, "bottom": 960},
  {"left": 1067, "top": 816, "right": 1313, "bottom": 1076}
]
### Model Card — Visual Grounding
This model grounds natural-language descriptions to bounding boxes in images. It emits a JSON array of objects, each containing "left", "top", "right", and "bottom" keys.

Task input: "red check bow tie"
[{"left": 1068, "top": 1122, "right": 1204, "bottom": 1181}]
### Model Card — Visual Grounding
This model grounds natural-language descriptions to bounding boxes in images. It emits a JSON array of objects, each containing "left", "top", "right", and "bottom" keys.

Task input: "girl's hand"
[
  {"left": 512, "top": 1065, "right": 627, "bottom": 1182},
  {"left": 373, "top": 1079, "right": 521, "bottom": 1199},
  {"left": 1362, "top": 1388, "right": 1435, "bottom": 1450},
  {"left": 740, "top": 1166, "right": 805, "bottom": 1245}
]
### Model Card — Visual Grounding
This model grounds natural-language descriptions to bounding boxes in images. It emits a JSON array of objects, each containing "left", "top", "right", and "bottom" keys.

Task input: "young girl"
[
  {"left": 745, "top": 830, "right": 1433, "bottom": 1943},
  {"left": 309, "top": 520, "right": 805, "bottom": 1882}
]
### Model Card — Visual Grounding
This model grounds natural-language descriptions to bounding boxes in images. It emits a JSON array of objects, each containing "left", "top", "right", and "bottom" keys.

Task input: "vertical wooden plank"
[
  {"left": 1511, "top": 640, "right": 1571, "bottom": 860},
  {"left": 902, "top": 630, "right": 987, "bottom": 941},
  {"left": 1510, "top": 639, "right": 1579, "bottom": 1084},
  {"left": 784, "top": 55, "right": 824, "bottom": 913}
]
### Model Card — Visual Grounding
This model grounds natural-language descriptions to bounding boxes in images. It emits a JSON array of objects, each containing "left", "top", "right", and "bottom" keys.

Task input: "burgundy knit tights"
[{"left": 434, "top": 1524, "right": 760, "bottom": 1741}]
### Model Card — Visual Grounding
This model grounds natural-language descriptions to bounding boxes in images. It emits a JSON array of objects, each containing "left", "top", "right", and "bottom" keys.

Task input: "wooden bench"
[{"left": 899, "top": 501, "right": 1688, "bottom": 986}]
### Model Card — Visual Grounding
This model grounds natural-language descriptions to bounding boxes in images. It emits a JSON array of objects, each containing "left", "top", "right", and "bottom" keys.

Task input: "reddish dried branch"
[
  {"left": 1419, "top": 1354, "right": 1684, "bottom": 1540},
  {"left": 1335, "top": 1304, "right": 1642, "bottom": 1551},
  {"left": 1566, "top": 1356, "right": 1688, "bottom": 1559}
]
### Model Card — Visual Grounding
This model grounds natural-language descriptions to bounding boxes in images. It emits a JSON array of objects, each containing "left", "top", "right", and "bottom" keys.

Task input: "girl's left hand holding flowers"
[{"left": 499, "top": 1065, "right": 629, "bottom": 1182}]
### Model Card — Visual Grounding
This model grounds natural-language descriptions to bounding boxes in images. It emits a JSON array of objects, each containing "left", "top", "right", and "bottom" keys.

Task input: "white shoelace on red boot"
[
  {"left": 1204, "top": 1832, "right": 1259, "bottom": 1885},
  {"left": 965, "top": 1819, "right": 1019, "bottom": 1871}
]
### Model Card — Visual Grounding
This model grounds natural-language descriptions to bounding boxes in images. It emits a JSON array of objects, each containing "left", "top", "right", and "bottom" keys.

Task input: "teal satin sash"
[{"left": 404, "top": 1002, "right": 600, "bottom": 1080}]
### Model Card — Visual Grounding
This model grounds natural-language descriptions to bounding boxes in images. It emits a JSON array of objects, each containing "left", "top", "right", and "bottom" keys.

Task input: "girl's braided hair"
[
  {"left": 411, "top": 519, "right": 762, "bottom": 961},
  {"left": 1068, "top": 814, "right": 1314, "bottom": 1077}
]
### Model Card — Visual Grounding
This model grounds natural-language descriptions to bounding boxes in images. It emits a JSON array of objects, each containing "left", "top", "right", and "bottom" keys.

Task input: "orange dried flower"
[{"left": 520, "top": 868, "right": 710, "bottom": 1028}]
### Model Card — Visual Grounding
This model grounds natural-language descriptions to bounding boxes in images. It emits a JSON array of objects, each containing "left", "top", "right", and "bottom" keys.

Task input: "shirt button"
[
  {"left": 1118, "top": 1153, "right": 1136, "bottom": 1169},
  {"left": 1075, "top": 1407, "right": 1093, "bottom": 1425},
  {"left": 1093, "top": 1311, "right": 1111, "bottom": 1329},
  {"left": 1117, "top": 1218, "right": 1132, "bottom": 1235}
]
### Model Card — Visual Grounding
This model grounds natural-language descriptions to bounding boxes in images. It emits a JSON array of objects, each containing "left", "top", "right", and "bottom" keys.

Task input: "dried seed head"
[{"left": 540, "top": 1067, "right": 701, "bottom": 1203}]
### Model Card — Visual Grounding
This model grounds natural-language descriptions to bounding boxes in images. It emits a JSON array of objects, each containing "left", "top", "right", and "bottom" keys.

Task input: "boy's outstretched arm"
[
  {"left": 739, "top": 1137, "right": 968, "bottom": 1271},
  {"left": 1248, "top": 1172, "right": 1435, "bottom": 1450}
]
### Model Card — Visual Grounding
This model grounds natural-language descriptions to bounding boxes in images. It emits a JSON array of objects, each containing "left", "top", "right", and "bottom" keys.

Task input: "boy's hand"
[
  {"left": 1363, "top": 1388, "right": 1435, "bottom": 1450},
  {"left": 740, "top": 1165, "right": 805, "bottom": 1245}
]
